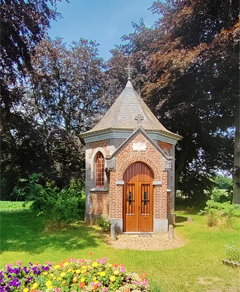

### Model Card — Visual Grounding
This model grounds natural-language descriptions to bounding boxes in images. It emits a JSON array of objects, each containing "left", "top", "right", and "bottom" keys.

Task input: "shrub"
[
  {"left": 22, "top": 174, "right": 85, "bottom": 230},
  {"left": 96, "top": 216, "right": 110, "bottom": 231},
  {"left": 225, "top": 241, "right": 240, "bottom": 263},
  {"left": 199, "top": 200, "right": 240, "bottom": 228},
  {"left": 0, "top": 258, "right": 150, "bottom": 291}
]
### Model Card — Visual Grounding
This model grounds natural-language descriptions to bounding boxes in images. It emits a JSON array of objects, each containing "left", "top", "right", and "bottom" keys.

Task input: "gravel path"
[{"left": 104, "top": 232, "right": 187, "bottom": 251}]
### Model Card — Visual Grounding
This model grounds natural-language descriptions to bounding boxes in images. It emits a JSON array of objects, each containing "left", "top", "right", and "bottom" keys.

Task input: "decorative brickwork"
[
  {"left": 89, "top": 140, "right": 110, "bottom": 159},
  {"left": 109, "top": 133, "right": 168, "bottom": 221}
]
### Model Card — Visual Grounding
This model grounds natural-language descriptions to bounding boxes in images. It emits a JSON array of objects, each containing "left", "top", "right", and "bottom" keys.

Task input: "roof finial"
[{"left": 124, "top": 62, "right": 133, "bottom": 80}]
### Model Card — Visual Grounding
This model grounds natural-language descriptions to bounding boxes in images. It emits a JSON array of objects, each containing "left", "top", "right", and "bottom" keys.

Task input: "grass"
[{"left": 1, "top": 202, "right": 240, "bottom": 291}]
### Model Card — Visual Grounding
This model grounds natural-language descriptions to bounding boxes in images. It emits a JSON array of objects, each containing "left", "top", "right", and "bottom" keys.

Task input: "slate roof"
[{"left": 82, "top": 80, "right": 180, "bottom": 140}]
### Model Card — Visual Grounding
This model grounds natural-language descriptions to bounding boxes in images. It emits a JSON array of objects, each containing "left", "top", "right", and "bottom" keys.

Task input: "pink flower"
[
  {"left": 102, "top": 257, "right": 107, "bottom": 261},
  {"left": 5, "top": 263, "right": 13, "bottom": 268},
  {"left": 16, "top": 261, "right": 22, "bottom": 266},
  {"left": 97, "top": 282, "right": 102, "bottom": 287},
  {"left": 90, "top": 282, "right": 95, "bottom": 286},
  {"left": 54, "top": 288, "right": 61, "bottom": 292},
  {"left": 135, "top": 281, "right": 140, "bottom": 286},
  {"left": 102, "top": 288, "right": 108, "bottom": 292}
]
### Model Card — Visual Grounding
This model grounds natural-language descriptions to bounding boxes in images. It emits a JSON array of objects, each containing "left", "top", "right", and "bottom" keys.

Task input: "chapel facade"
[{"left": 81, "top": 79, "right": 181, "bottom": 233}]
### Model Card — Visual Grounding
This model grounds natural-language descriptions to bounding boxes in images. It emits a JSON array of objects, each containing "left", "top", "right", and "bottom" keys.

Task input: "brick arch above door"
[{"left": 118, "top": 156, "right": 162, "bottom": 181}]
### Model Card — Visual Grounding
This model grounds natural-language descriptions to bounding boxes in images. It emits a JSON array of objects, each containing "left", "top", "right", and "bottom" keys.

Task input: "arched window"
[{"left": 95, "top": 152, "right": 104, "bottom": 188}]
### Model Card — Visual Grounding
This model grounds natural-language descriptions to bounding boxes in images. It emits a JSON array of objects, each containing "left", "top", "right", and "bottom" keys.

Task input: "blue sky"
[{"left": 48, "top": 0, "right": 159, "bottom": 61}]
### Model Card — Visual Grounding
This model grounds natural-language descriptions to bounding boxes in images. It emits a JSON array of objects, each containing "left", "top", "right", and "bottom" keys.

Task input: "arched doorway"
[{"left": 123, "top": 162, "right": 154, "bottom": 232}]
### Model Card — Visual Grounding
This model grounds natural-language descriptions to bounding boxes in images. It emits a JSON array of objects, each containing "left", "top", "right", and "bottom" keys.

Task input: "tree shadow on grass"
[
  {"left": 0, "top": 211, "right": 101, "bottom": 254},
  {"left": 176, "top": 216, "right": 188, "bottom": 223}
]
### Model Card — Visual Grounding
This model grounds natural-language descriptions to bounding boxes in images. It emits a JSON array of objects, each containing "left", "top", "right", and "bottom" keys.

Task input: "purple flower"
[
  {"left": 32, "top": 266, "right": 41, "bottom": 275},
  {"left": 9, "top": 277, "right": 21, "bottom": 288},
  {"left": 23, "top": 266, "right": 30, "bottom": 274},
  {"left": 26, "top": 276, "right": 33, "bottom": 284}
]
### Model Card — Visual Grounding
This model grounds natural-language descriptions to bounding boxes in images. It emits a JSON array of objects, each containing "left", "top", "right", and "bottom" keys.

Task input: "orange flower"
[
  {"left": 94, "top": 284, "right": 98, "bottom": 290},
  {"left": 144, "top": 273, "right": 148, "bottom": 277},
  {"left": 34, "top": 262, "right": 39, "bottom": 266},
  {"left": 79, "top": 282, "right": 85, "bottom": 288},
  {"left": 62, "top": 260, "right": 66, "bottom": 263},
  {"left": 113, "top": 263, "right": 119, "bottom": 267},
  {"left": 124, "top": 289, "right": 130, "bottom": 292},
  {"left": 67, "top": 258, "right": 71, "bottom": 261},
  {"left": 89, "top": 252, "right": 93, "bottom": 255}
]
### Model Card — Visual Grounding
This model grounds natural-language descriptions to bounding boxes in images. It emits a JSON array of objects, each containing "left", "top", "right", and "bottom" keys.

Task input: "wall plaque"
[{"left": 132, "top": 142, "right": 147, "bottom": 152}]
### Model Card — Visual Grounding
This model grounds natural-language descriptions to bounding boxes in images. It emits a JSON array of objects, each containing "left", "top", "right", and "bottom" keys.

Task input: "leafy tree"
[
  {"left": 114, "top": 0, "right": 239, "bottom": 202},
  {"left": 0, "top": 0, "right": 66, "bottom": 111}
]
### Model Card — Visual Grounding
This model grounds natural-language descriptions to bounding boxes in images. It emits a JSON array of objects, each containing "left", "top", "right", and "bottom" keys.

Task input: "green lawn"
[{"left": 0, "top": 202, "right": 239, "bottom": 291}]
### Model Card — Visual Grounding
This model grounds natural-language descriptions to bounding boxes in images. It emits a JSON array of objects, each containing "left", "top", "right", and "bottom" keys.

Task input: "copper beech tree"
[{"left": 108, "top": 0, "right": 239, "bottom": 202}]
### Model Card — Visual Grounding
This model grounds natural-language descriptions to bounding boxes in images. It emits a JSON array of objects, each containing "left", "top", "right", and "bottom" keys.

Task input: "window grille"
[{"left": 95, "top": 152, "right": 104, "bottom": 187}]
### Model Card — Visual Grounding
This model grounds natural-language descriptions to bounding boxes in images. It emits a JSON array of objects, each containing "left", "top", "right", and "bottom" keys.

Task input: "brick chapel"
[{"left": 81, "top": 77, "right": 181, "bottom": 233}]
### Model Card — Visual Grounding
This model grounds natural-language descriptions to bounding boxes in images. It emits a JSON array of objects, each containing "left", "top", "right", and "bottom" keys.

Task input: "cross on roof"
[
  {"left": 124, "top": 62, "right": 133, "bottom": 80},
  {"left": 135, "top": 114, "right": 144, "bottom": 125}
]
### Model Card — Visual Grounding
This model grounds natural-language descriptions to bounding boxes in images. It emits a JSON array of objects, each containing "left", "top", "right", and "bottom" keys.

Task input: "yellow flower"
[
  {"left": 49, "top": 274, "right": 54, "bottom": 279},
  {"left": 81, "top": 278, "right": 85, "bottom": 282},
  {"left": 100, "top": 272, "right": 106, "bottom": 277},
  {"left": 84, "top": 272, "right": 87, "bottom": 276},
  {"left": 63, "top": 262, "right": 69, "bottom": 267},
  {"left": 73, "top": 277, "right": 78, "bottom": 283},
  {"left": 68, "top": 268, "right": 73, "bottom": 273},
  {"left": 55, "top": 264, "right": 61, "bottom": 270},
  {"left": 23, "top": 289, "right": 29, "bottom": 292},
  {"left": 82, "top": 266, "right": 87, "bottom": 270},
  {"left": 94, "top": 280, "right": 98, "bottom": 284},
  {"left": 92, "top": 262, "right": 98, "bottom": 268},
  {"left": 45, "top": 280, "right": 52, "bottom": 287},
  {"left": 43, "top": 271, "right": 48, "bottom": 276},
  {"left": 114, "top": 270, "right": 120, "bottom": 276},
  {"left": 53, "top": 276, "right": 56, "bottom": 280},
  {"left": 93, "top": 277, "right": 97, "bottom": 281},
  {"left": 32, "top": 283, "right": 39, "bottom": 289},
  {"left": 109, "top": 264, "right": 113, "bottom": 268},
  {"left": 60, "top": 272, "right": 66, "bottom": 278},
  {"left": 110, "top": 276, "right": 116, "bottom": 282},
  {"left": 76, "top": 269, "right": 81, "bottom": 274},
  {"left": 58, "top": 277, "right": 62, "bottom": 281},
  {"left": 62, "top": 280, "right": 67, "bottom": 285}
]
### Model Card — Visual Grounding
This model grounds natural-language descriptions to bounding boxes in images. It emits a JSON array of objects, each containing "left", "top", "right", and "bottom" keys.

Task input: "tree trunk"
[{"left": 233, "top": 95, "right": 240, "bottom": 204}]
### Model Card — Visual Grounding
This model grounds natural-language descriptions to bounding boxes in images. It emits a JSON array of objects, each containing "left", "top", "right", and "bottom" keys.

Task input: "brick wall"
[
  {"left": 87, "top": 139, "right": 110, "bottom": 216},
  {"left": 88, "top": 139, "right": 110, "bottom": 159},
  {"left": 158, "top": 141, "right": 172, "bottom": 154},
  {"left": 89, "top": 192, "right": 109, "bottom": 215},
  {"left": 109, "top": 132, "right": 168, "bottom": 220}
]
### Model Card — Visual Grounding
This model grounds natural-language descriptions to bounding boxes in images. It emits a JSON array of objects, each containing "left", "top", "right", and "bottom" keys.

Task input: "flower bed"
[{"left": 0, "top": 257, "right": 150, "bottom": 291}]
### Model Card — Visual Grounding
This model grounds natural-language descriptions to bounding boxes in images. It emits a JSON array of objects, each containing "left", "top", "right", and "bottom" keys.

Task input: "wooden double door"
[{"left": 123, "top": 162, "right": 154, "bottom": 232}]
